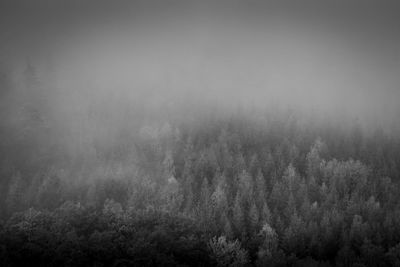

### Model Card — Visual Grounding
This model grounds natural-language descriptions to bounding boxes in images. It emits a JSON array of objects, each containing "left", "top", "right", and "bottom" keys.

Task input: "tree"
[
  {"left": 256, "top": 223, "right": 287, "bottom": 267},
  {"left": 211, "top": 180, "right": 228, "bottom": 212},
  {"left": 184, "top": 183, "right": 194, "bottom": 215},
  {"left": 360, "top": 238, "right": 386, "bottom": 267},
  {"left": 182, "top": 151, "right": 196, "bottom": 214},
  {"left": 269, "top": 181, "right": 286, "bottom": 214},
  {"left": 283, "top": 212, "right": 307, "bottom": 256},
  {"left": 285, "top": 192, "right": 297, "bottom": 222},
  {"left": 282, "top": 163, "right": 299, "bottom": 194},
  {"left": 103, "top": 198, "right": 123, "bottom": 219},
  {"left": 221, "top": 211, "right": 234, "bottom": 238},
  {"left": 232, "top": 194, "right": 244, "bottom": 235},
  {"left": 254, "top": 169, "right": 267, "bottom": 209},
  {"left": 162, "top": 150, "right": 175, "bottom": 182},
  {"left": 387, "top": 243, "right": 400, "bottom": 266},
  {"left": 260, "top": 201, "right": 272, "bottom": 225},
  {"left": 258, "top": 223, "right": 278, "bottom": 256},
  {"left": 248, "top": 153, "right": 261, "bottom": 178},
  {"left": 306, "top": 138, "right": 325, "bottom": 179},
  {"left": 208, "top": 236, "right": 249, "bottom": 267},
  {"left": 161, "top": 175, "right": 183, "bottom": 213},
  {"left": 249, "top": 201, "right": 260, "bottom": 233},
  {"left": 350, "top": 215, "right": 368, "bottom": 248},
  {"left": 262, "top": 150, "right": 275, "bottom": 185},
  {"left": 199, "top": 177, "right": 212, "bottom": 229},
  {"left": 236, "top": 170, "right": 253, "bottom": 212}
]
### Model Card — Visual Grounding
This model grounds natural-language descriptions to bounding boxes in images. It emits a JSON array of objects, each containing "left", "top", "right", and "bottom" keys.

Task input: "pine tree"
[
  {"left": 283, "top": 212, "right": 307, "bottom": 255},
  {"left": 261, "top": 201, "right": 272, "bottom": 224},
  {"left": 282, "top": 163, "right": 299, "bottom": 193},
  {"left": 232, "top": 194, "right": 244, "bottom": 234},
  {"left": 269, "top": 181, "right": 286, "bottom": 212},
  {"left": 248, "top": 153, "right": 261, "bottom": 177},
  {"left": 199, "top": 177, "right": 212, "bottom": 225},
  {"left": 350, "top": 214, "right": 367, "bottom": 247},
  {"left": 162, "top": 150, "right": 175, "bottom": 182},
  {"left": 211, "top": 177, "right": 229, "bottom": 227},
  {"left": 221, "top": 212, "right": 234, "bottom": 239},
  {"left": 256, "top": 222, "right": 280, "bottom": 266},
  {"left": 183, "top": 160, "right": 195, "bottom": 214},
  {"left": 237, "top": 170, "right": 253, "bottom": 201},
  {"left": 208, "top": 236, "right": 249, "bottom": 267},
  {"left": 162, "top": 175, "right": 183, "bottom": 212},
  {"left": 184, "top": 186, "right": 194, "bottom": 215},
  {"left": 285, "top": 192, "right": 297, "bottom": 221},
  {"left": 306, "top": 138, "right": 325, "bottom": 179},
  {"left": 254, "top": 169, "right": 267, "bottom": 209},
  {"left": 263, "top": 150, "right": 275, "bottom": 184},
  {"left": 103, "top": 198, "right": 123, "bottom": 218},
  {"left": 211, "top": 181, "right": 228, "bottom": 211},
  {"left": 258, "top": 222, "right": 278, "bottom": 256},
  {"left": 300, "top": 194, "right": 312, "bottom": 220},
  {"left": 233, "top": 153, "right": 246, "bottom": 177},
  {"left": 249, "top": 201, "right": 260, "bottom": 233}
]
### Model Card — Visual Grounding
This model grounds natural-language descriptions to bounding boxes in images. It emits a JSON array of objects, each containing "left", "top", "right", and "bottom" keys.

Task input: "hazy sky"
[{"left": 1, "top": 0, "right": 399, "bottom": 125}]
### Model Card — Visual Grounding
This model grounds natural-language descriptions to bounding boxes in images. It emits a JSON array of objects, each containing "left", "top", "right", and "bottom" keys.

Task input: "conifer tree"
[
  {"left": 233, "top": 194, "right": 244, "bottom": 234},
  {"left": 261, "top": 200, "right": 272, "bottom": 224},
  {"left": 249, "top": 201, "right": 260, "bottom": 233},
  {"left": 254, "top": 169, "right": 267, "bottom": 209},
  {"left": 306, "top": 138, "right": 325, "bottom": 179},
  {"left": 221, "top": 212, "right": 234, "bottom": 239},
  {"left": 199, "top": 177, "right": 212, "bottom": 225}
]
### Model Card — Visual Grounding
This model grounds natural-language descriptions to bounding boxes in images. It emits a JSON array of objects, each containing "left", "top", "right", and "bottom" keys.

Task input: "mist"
[
  {"left": 1, "top": 1, "right": 400, "bottom": 266},
  {"left": 1, "top": 0, "right": 400, "bottom": 128}
]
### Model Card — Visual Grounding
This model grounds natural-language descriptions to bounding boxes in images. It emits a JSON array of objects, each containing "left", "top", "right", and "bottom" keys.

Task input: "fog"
[
  {"left": 3, "top": 3, "right": 400, "bottom": 265},
  {"left": 1, "top": 0, "right": 400, "bottom": 132}
]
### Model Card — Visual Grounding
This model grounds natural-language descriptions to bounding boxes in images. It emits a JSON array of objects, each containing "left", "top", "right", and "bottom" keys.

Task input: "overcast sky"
[{"left": 1, "top": 0, "right": 399, "bottom": 126}]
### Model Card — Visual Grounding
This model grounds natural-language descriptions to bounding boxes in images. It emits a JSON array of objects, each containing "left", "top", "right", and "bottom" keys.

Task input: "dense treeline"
[{"left": 1, "top": 66, "right": 400, "bottom": 266}]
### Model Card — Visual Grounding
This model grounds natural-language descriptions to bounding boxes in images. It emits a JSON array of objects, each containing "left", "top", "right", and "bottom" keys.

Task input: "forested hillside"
[
  {"left": 1, "top": 64, "right": 400, "bottom": 266},
  {"left": 1, "top": 0, "right": 400, "bottom": 265}
]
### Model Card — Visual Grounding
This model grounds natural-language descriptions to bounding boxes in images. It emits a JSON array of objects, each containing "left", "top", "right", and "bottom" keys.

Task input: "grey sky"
[{"left": 1, "top": 0, "right": 399, "bottom": 127}]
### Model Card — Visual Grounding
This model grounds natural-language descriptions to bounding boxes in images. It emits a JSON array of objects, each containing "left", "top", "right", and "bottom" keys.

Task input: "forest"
[
  {"left": 1, "top": 1, "right": 400, "bottom": 266},
  {"left": 1, "top": 63, "right": 400, "bottom": 266}
]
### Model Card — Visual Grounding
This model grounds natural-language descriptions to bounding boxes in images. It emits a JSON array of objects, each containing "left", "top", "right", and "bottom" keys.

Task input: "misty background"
[
  {"left": 2, "top": 1, "right": 400, "bottom": 266},
  {"left": 1, "top": 0, "right": 399, "bottom": 130}
]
